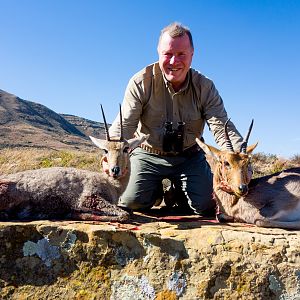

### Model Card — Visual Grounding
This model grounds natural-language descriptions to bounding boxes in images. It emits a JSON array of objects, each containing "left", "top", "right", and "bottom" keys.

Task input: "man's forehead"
[{"left": 159, "top": 32, "right": 192, "bottom": 50}]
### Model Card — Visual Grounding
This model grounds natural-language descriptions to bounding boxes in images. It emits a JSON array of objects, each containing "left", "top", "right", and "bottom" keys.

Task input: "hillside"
[
  {"left": 61, "top": 114, "right": 105, "bottom": 139},
  {"left": 0, "top": 89, "right": 105, "bottom": 150}
]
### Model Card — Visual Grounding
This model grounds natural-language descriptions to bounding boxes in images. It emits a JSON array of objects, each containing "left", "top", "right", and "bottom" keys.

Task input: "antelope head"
[
  {"left": 90, "top": 105, "right": 149, "bottom": 179},
  {"left": 196, "top": 120, "right": 258, "bottom": 198}
]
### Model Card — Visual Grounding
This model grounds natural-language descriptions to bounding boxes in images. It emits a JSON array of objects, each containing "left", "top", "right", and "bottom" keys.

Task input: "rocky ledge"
[{"left": 0, "top": 213, "right": 300, "bottom": 300}]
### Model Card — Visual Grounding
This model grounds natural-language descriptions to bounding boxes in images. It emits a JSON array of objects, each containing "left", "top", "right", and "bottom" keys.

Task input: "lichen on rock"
[{"left": 1, "top": 218, "right": 300, "bottom": 299}]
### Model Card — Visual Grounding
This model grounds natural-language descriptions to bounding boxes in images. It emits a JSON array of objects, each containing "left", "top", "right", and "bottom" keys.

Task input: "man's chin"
[{"left": 165, "top": 76, "right": 181, "bottom": 85}]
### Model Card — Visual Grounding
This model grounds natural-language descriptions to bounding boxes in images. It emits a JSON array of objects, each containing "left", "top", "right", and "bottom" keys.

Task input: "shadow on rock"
[{"left": 0, "top": 224, "right": 90, "bottom": 287}]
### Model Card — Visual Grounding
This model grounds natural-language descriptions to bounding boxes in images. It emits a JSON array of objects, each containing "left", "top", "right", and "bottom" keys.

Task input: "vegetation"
[
  {"left": 252, "top": 152, "right": 299, "bottom": 178},
  {"left": 290, "top": 154, "right": 300, "bottom": 165},
  {"left": 0, "top": 147, "right": 299, "bottom": 177},
  {"left": 0, "top": 147, "right": 102, "bottom": 174}
]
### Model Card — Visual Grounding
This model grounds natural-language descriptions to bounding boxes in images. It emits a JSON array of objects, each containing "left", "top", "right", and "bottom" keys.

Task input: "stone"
[{"left": 0, "top": 214, "right": 300, "bottom": 299}]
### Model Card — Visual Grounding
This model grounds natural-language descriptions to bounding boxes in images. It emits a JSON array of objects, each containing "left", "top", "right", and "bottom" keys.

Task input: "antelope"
[
  {"left": 0, "top": 105, "right": 148, "bottom": 222},
  {"left": 196, "top": 120, "right": 300, "bottom": 229}
]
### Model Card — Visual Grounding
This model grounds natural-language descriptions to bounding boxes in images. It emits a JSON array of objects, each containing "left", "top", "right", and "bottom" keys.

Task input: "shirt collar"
[{"left": 162, "top": 69, "right": 191, "bottom": 94}]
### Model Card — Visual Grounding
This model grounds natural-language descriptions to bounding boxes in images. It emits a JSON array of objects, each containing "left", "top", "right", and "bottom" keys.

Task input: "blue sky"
[{"left": 0, "top": 0, "right": 299, "bottom": 157}]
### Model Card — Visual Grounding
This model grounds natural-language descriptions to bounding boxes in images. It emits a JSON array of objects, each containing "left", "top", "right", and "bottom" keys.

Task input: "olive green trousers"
[{"left": 119, "top": 147, "right": 215, "bottom": 215}]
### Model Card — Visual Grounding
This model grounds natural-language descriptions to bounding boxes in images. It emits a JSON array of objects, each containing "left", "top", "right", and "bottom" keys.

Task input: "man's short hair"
[{"left": 159, "top": 22, "right": 194, "bottom": 49}]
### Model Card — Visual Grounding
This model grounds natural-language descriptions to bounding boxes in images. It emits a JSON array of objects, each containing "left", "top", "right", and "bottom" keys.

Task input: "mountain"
[
  {"left": 61, "top": 114, "right": 105, "bottom": 139},
  {"left": 0, "top": 89, "right": 105, "bottom": 150}
]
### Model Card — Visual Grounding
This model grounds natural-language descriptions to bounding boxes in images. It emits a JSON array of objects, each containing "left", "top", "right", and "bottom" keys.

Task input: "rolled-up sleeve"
[
  {"left": 200, "top": 78, "right": 243, "bottom": 150},
  {"left": 109, "top": 77, "right": 144, "bottom": 139}
]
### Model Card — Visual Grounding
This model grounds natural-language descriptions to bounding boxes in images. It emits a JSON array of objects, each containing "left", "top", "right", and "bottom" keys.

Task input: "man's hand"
[{"left": 100, "top": 156, "right": 110, "bottom": 175}]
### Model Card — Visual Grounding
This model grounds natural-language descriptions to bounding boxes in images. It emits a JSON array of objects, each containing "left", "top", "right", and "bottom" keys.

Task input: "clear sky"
[{"left": 1, "top": 0, "right": 299, "bottom": 158}]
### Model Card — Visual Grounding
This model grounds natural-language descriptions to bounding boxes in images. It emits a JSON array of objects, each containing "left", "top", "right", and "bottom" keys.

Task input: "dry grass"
[
  {"left": 291, "top": 154, "right": 300, "bottom": 165},
  {"left": 0, "top": 148, "right": 299, "bottom": 178},
  {"left": 252, "top": 152, "right": 299, "bottom": 178},
  {"left": 0, "top": 147, "right": 102, "bottom": 174}
]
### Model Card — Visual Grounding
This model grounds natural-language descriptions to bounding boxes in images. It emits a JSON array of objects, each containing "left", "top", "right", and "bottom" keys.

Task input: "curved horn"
[
  {"left": 224, "top": 119, "right": 234, "bottom": 152},
  {"left": 100, "top": 104, "right": 110, "bottom": 141},
  {"left": 240, "top": 119, "right": 254, "bottom": 154},
  {"left": 119, "top": 104, "right": 124, "bottom": 141}
]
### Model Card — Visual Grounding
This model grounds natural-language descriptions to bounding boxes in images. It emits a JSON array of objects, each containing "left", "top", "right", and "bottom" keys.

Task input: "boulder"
[{"left": 0, "top": 214, "right": 300, "bottom": 299}]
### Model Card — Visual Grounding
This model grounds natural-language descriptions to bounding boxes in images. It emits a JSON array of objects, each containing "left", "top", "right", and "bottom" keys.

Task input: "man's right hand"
[{"left": 100, "top": 156, "right": 110, "bottom": 175}]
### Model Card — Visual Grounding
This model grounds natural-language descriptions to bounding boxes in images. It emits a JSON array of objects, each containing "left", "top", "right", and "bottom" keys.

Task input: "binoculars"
[{"left": 162, "top": 121, "right": 185, "bottom": 153}]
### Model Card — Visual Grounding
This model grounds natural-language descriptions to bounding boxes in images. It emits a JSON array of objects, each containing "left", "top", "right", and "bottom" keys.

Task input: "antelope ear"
[
  {"left": 195, "top": 137, "right": 221, "bottom": 161},
  {"left": 89, "top": 136, "right": 108, "bottom": 151},
  {"left": 246, "top": 142, "right": 258, "bottom": 154}
]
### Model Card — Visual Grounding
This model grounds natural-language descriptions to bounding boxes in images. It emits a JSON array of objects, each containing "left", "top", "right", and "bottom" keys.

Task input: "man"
[{"left": 109, "top": 22, "right": 243, "bottom": 215}]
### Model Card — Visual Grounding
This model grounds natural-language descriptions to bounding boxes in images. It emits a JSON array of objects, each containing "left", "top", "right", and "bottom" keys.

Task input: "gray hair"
[{"left": 159, "top": 22, "right": 194, "bottom": 49}]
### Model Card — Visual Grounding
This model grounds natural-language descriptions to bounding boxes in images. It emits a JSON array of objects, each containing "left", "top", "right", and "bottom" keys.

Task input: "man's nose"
[{"left": 170, "top": 55, "right": 175, "bottom": 64}]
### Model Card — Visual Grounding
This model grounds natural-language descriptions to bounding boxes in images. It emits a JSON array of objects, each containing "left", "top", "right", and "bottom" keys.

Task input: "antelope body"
[
  {"left": 196, "top": 121, "right": 300, "bottom": 229},
  {"left": 0, "top": 105, "right": 148, "bottom": 222}
]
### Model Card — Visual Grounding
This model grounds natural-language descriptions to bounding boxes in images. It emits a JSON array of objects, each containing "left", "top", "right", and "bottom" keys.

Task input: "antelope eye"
[
  {"left": 247, "top": 164, "right": 253, "bottom": 173},
  {"left": 123, "top": 147, "right": 129, "bottom": 153},
  {"left": 224, "top": 161, "right": 231, "bottom": 168}
]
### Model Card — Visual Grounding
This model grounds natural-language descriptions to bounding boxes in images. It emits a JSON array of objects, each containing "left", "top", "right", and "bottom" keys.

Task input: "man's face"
[{"left": 158, "top": 32, "right": 194, "bottom": 91}]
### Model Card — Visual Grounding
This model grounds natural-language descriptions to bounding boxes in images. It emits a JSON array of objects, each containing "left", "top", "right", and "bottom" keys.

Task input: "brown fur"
[
  {"left": 196, "top": 138, "right": 300, "bottom": 229},
  {"left": 0, "top": 135, "right": 148, "bottom": 222}
]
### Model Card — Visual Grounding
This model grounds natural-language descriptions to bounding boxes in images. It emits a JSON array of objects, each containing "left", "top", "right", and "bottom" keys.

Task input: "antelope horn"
[
  {"left": 224, "top": 119, "right": 234, "bottom": 152},
  {"left": 240, "top": 119, "right": 254, "bottom": 154},
  {"left": 119, "top": 104, "right": 124, "bottom": 141},
  {"left": 100, "top": 104, "right": 110, "bottom": 141}
]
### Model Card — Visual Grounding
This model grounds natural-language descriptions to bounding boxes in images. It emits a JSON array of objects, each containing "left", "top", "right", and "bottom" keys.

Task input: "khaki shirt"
[{"left": 110, "top": 62, "right": 243, "bottom": 152}]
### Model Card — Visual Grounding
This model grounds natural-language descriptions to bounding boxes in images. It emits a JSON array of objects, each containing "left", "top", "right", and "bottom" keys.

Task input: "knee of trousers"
[
  {"left": 184, "top": 179, "right": 215, "bottom": 213},
  {"left": 119, "top": 188, "right": 161, "bottom": 210},
  {"left": 190, "top": 194, "right": 215, "bottom": 213}
]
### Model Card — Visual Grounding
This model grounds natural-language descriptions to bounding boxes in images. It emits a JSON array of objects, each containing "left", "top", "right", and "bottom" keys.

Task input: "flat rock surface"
[{"left": 0, "top": 211, "right": 300, "bottom": 299}]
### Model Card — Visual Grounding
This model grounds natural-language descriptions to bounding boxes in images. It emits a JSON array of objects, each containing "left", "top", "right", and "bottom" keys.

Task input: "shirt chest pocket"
[
  {"left": 142, "top": 105, "right": 166, "bottom": 128},
  {"left": 181, "top": 105, "right": 202, "bottom": 131},
  {"left": 185, "top": 118, "right": 203, "bottom": 135}
]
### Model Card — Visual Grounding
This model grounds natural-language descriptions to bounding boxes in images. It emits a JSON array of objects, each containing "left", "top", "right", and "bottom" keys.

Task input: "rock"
[{"left": 0, "top": 214, "right": 300, "bottom": 299}]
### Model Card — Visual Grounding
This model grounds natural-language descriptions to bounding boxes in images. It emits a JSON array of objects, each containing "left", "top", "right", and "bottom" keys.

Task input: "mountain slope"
[
  {"left": 61, "top": 114, "right": 105, "bottom": 139},
  {"left": 0, "top": 89, "right": 104, "bottom": 150}
]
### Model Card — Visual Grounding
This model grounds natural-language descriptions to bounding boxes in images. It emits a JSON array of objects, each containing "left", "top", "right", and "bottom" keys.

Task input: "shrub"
[
  {"left": 251, "top": 152, "right": 292, "bottom": 178},
  {"left": 290, "top": 154, "right": 300, "bottom": 166}
]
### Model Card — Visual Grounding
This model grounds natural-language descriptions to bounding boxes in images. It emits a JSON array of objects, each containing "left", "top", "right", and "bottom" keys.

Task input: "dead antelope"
[
  {"left": 0, "top": 105, "right": 148, "bottom": 222},
  {"left": 196, "top": 120, "right": 300, "bottom": 229}
]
